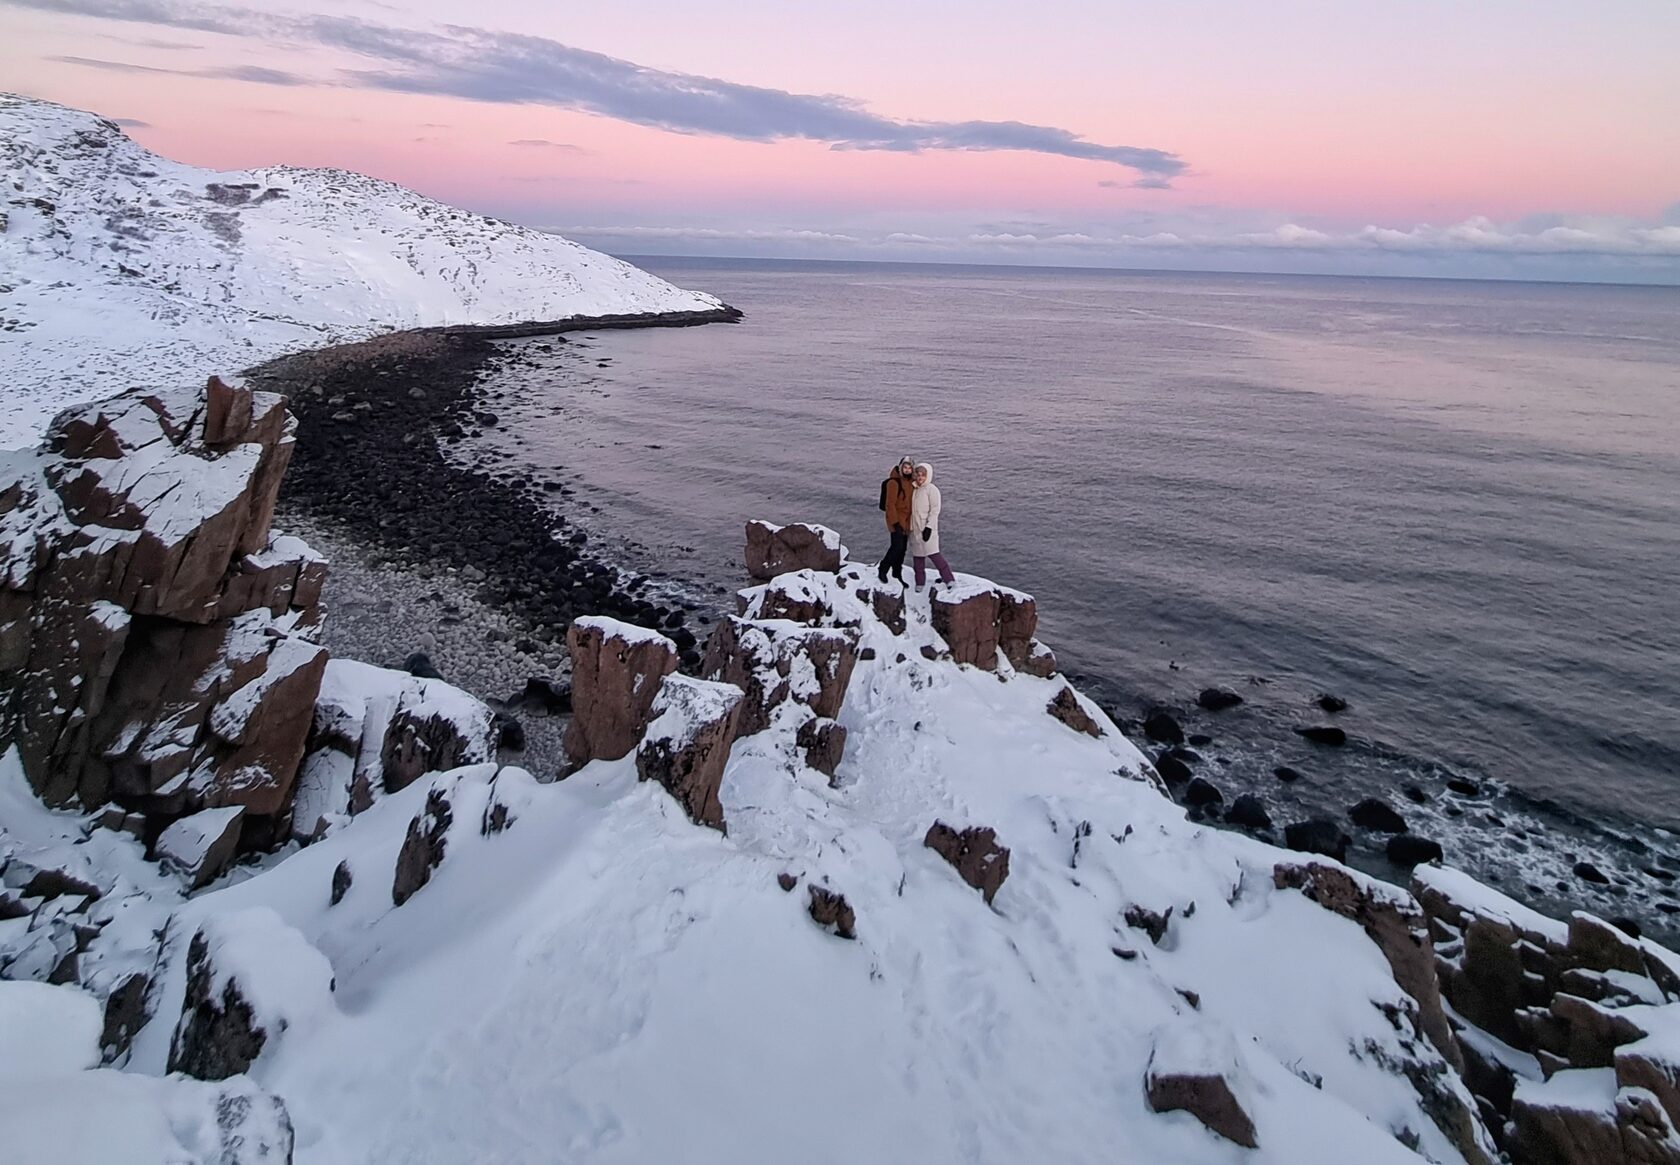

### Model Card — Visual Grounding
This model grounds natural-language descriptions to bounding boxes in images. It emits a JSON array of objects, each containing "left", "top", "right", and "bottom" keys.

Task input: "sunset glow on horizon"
[{"left": 4, "top": 0, "right": 1677, "bottom": 281}]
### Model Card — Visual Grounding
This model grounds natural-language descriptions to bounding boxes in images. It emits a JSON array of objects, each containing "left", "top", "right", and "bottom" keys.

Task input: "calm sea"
[{"left": 467, "top": 258, "right": 1680, "bottom": 932}]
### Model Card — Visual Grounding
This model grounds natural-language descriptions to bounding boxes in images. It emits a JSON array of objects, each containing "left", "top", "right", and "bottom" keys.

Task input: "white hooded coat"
[{"left": 908, "top": 462, "right": 943, "bottom": 556}]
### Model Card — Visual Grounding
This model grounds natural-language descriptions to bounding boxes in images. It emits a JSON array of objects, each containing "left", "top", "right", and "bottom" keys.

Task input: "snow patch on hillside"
[{"left": 0, "top": 94, "right": 724, "bottom": 447}]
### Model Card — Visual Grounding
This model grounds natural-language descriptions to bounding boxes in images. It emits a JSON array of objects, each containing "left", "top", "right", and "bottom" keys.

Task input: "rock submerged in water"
[
  {"left": 1284, "top": 819, "right": 1351, "bottom": 862},
  {"left": 1184, "top": 777, "right": 1224, "bottom": 812},
  {"left": 1273, "top": 765, "right": 1304, "bottom": 783},
  {"left": 1143, "top": 708, "right": 1184, "bottom": 745},
  {"left": 1574, "top": 861, "right": 1611, "bottom": 886},
  {"left": 1316, "top": 693, "right": 1348, "bottom": 713},
  {"left": 1154, "top": 752, "right": 1193, "bottom": 786},
  {"left": 1387, "top": 834, "right": 1444, "bottom": 867},
  {"left": 1225, "top": 795, "right": 1272, "bottom": 831},
  {"left": 1197, "top": 687, "right": 1243, "bottom": 712},
  {"left": 1349, "top": 798, "right": 1408, "bottom": 834},
  {"left": 1295, "top": 725, "right": 1348, "bottom": 746}
]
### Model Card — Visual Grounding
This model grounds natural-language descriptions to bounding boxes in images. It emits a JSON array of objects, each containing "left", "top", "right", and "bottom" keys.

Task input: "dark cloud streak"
[{"left": 9, "top": 0, "right": 1185, "bottom": 179}]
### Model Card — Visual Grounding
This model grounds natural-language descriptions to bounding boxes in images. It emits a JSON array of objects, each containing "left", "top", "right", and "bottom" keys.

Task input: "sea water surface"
[{"left": 468, "top": 259, "right": 1680, "bottom": 932}]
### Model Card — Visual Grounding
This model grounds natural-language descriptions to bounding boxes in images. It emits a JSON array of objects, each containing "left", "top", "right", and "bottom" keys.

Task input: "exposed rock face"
[
  {"left": 1275, "top": 862, "right": 1462, "bottom": 1068},
  {"left": 392, "top": 785, "right": 453, "bottom": 906},
  {"left": 924, "top": 822, "right": 1010, "bottom": 905},
  {"left": 154, "top": 806, "right": 244, "bottom": 889},
  {"left": 744, "top": 520, "right": 843, "bottom": 581},
  {"left": 930, "top": 584, "right": 1000, "bottom": 669},
  {"left": 635, "top": 674, "right": 743, "bottom": 832},
  {"left": 1414, "top": 868, "right": 1680, "bottom": 1164},
  {"left": 796, "top": 716, "right": 847, "bottom": 780},
  {"left": 1, "top": 379, "right": 325, "bottom": 847},
  {"left": 807, "top": 885, "right": 856, "bottom": 940},
  {"left": 1144, "top": 1023, "right": 1259, "bottom": 1149},
  {"left": 700, "top": 616, "right": 858, "bottom": 738},
  {"left": 168, "top": 908, "right": 334, "bottom": 1082},
  {"left": 1046, "top": 685, "right": 1104, "bottom": 738},
  {"left": 293, "top": 658, "right": 495, "bottom": 837},
  {"left": 563, "top": 617, "right": 678, "bottom": 766}
]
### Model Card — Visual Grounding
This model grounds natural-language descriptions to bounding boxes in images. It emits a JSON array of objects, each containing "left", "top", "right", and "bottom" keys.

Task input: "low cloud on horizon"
[{"left": 9, "top": 0, "right": 1186, "bottom": 182}]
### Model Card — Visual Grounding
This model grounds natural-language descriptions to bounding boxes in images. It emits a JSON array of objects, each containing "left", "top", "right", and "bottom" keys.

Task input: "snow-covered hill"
[{"left": 0, "top": 93, "right": 723, "bottom": 447}]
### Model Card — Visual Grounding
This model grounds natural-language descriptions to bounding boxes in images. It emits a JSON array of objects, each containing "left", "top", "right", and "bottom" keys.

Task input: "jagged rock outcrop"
[
  {"left": 924, "top": 822, "right": 1011, "bottom": 905},
  {"left": 744, "top": 520, "right": 843, "bottom": 581},
  {"left": 392, "top": 785, "right": 454, "bottom": 906},
  {"left": 168, "top": 907, "right": 335, "bottom": 1080},
  {"left": 1047, "top": 685, "right": 1105, "bottom": 738},
  {"left": 1414, "top": 867, "right": 1680, "bottom": 1163},
  {"left": 635, "top": 675, "right": 743, "bottom": 832},
  {"left": 1, "top": 378, "right": 327, "bottom": 845},
  {"left": 700, "top": 616, "right": 858, "bottom": 738},
  {"left": 292, "top": 658, "right": 494, "bottom": 838},
  {"left": 928, "top": 578, "right": 1043, "bottom": 671},
  {"left": 563, "top": 617, "right": 679, "bottom": 766},
  {"left": 796, "top": 716, "right": 847, "bottom": 780},
  {"left": 154, "top": 807, "right": 244, "bottom": 889},
  {"left": 738, "top": 564, "right": 906, "bottom": 637}
]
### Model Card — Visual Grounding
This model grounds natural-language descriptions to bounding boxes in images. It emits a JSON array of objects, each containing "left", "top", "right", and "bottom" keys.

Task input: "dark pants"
[{"left": 879, "top": 529, "right": 909, "bottom": 580}]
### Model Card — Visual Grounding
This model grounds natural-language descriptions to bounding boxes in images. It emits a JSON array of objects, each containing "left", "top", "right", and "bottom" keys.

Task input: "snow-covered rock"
[
  {"left": 0, "top": 94, "right": 726, "bottom": 447},
  {"left": 744, "top": 520, "right": 845, "bottom": 581},
  {"left": 563, "top": 616, "right": 680, "bottom": 766},
  {"left": 634, "top": 674, "right": 744, "bottom": 832},
  {"left": 155, "top": 807, "right": 245, "bottom": 890}
]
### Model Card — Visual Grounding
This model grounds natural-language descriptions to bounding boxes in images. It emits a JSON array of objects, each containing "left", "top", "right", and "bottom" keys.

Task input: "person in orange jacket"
[{"left": 877, "top": 455, "right": 915, "bottom": 584}]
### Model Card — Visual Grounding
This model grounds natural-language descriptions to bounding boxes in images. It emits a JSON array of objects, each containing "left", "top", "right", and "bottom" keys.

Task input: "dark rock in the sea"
[
  {"left": 1447, "top": 777, "right": 1482, "bottom": 797},
  {"left": 1183, "top": 777, "right": 1224, "bottom": 811},
  {"left": 924, "top": 822, "right": 1011, "bottom": 906},
  {"left": 1294, "top": 725, "right": 1347, "bottom": 746},
  {"left": 1188, "top": 733, "right": 1213, "bottom": 747},
  {"left": 1349, "top": 798, "right": 1408, "bottom": 834},
  {"left": 807, "top": 885, "right": 856, "bottom": 940},
  {"left": 1387, "top": 834, "right": 1444, "bottom": 868},
  {"left": 1046, "top": 686, "right": 1104, "bottom": 738},
  {"left": 1143, "top": 708, "right": 1184, "bottom": 745},
  {"left": 1225, "top": 795, "right": 1272, "bottom": 831},
  {"left": 393, "top": 786, "right": 453, "bottom": 906},
  {"left": 1315, "top": 693, "right": 1349, "bottom": 713},
  {"left": 1284, "top": 819, "right": 1351, "bottom": 862},
  {"left": 1402, "top": 784, "right": 1428, "bottom": 804},
  {"left": 330, "top": 860, "right": 352, "bottom": 906},
  {"left": 1611, "top": 917, "right": 1643, "bottom": 939},
  {"left": 1165, "top": 746, "right": 1203, "bottom": 765},
  {"left": 1574, "top": 861, "right": 1611, "bottom": 885},
  {"left": 1155, "top": 753, "right": 1194, "bottom": 786},
  {"left": 1273, "top": 766, "right": 1303, "bottom": 783},
  {"left": 1197, "top": 687, "right": 1244, "bottom": 712},
  {"left": 403, "top": 652, "right": 445, "bottom": 680}
]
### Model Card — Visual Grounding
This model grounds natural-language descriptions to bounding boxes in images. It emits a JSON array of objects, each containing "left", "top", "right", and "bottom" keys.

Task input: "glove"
[{"left": 921, "top": 527, "right": 932, "bottom": 542}]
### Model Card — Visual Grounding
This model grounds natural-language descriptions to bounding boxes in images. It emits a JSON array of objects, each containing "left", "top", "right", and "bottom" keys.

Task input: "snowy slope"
[
  {"left": 2, "top": 571, "right": 1490, "bottom": 1165},
  {"left": 0, "top": 94, "right": 723, "bottom": 448}
]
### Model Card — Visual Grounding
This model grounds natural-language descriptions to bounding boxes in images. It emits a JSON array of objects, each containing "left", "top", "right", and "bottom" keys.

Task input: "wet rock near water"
[
  {"left": 1350, "top": 798, "right": 1409, "bottom": 834},
  {"left": 1197, "top": 687, "right": 1243, "bottom": 712},
  {"left": 1284, "top": 818, "right": 1351, "bottom": 862},
  {"left": 1143, "top": 708, "right": 1184, "bottom": 745},
  {"left": 1295, "top": 725, "right": 1348, "bottom": 746}
]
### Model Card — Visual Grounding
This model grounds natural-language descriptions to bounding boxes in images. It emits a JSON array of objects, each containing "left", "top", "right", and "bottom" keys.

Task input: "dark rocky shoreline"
[{"left": 249, "top": 309, "right": 741, "bottom": 673}]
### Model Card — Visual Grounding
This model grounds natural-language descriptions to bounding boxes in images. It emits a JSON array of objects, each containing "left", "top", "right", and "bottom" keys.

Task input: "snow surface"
[
  {"left": 0, "top": 980, "right": 102, "bottom": 1077},
  {"left": 0, "top": 94, "right": 724, "bottom": 448},
  {"left": 65, "top": 574, "right": 1488, "bottom": 1165}
]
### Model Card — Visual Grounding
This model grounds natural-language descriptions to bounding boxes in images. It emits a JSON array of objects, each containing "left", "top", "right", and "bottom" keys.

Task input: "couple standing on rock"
[{"left": 878, "top": 456, "right": 956, "bottom": 592}]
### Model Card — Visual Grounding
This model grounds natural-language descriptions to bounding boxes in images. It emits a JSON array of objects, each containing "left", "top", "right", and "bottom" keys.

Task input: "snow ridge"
[{"left": 0, "top": 94, "right": 724, "bottom": 447}]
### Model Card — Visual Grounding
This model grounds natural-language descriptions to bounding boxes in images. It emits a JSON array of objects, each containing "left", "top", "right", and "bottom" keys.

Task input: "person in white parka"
[{"left": 908, "top": 461, "right": 956, "bottom": 591}]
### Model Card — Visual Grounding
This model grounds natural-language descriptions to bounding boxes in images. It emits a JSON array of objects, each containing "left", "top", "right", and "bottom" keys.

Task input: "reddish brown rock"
[
  {"left": 700, "top": 617, "right": 858, "bottom": 737},
  {"left": 996, "top": 589, "right": 1038, "bottom": 668},
  {"left": 393, "top": 785, "right": 454, "bottom": 906},
  {"left": 635, "top": 674, "right": 744, "bottom": 832},
  {"left": 1619, "top": 1040, "right": 1680, "bottom": 1133},
  {"left": 1275, "top": 861, "right": 1463, "bottom": 1071},
  {"left": 924, "top": 822, "right": 1011, "bottom": 905},
  {"left": 1019, "top": 638, "right": 1058, "bottom": 678},
  {"left": 744, "top": 520, "right": 842, "bottom": 581},
  {"left": 808, "top": 885, "right": 856, "bottom": 940},
  {"left": 930, "top": 586, "right": 1001, "bottom": 669},
  {"left": 563, "top": 617, "right": 678, "bottom": 766},
  {"left": 1145, "top": 1025, "right": 1259, "bottom": 1149},
  {"left": 1046, "top": 686, "right": 1105, "bottom": 738},
  {"left": 1509, "top": 1072, "right": 1625, "bottom": 1165},
  {"left": 796, "top": 716, "right": 847, "bottom": 781}
]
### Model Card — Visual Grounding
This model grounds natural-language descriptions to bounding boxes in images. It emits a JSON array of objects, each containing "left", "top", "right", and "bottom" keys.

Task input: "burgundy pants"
[{"left": 913, "top": 554, "right": 955, "bottom": 586}]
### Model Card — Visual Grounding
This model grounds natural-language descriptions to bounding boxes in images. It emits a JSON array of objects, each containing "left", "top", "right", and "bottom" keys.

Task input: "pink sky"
[{"left": 4, "top": 0, "right": 1678, "bottom": 279}]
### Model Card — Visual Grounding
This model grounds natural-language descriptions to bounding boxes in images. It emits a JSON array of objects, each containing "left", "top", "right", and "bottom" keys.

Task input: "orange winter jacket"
[{"left": 883, "top": 469, "right": 914, "bottom": 533}]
